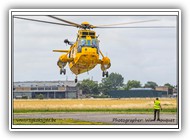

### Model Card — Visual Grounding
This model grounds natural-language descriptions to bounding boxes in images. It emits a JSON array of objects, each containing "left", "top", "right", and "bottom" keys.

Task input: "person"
[{"left": 154, "top": 98, "right": 162, "bottom": 121}]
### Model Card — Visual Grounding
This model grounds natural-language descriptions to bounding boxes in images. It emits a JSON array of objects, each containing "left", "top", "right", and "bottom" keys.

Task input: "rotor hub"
[{"left": 81, "top": 21, "right": 92, "bottom": 29}]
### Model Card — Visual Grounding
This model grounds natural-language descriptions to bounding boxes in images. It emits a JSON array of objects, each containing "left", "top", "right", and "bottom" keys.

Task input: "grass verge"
[
  {"left": 14, "top": 108, "right": 177, "bottom": 114},
  {"left": 13, "top": 118, "right": 106, "bottom": 125}
]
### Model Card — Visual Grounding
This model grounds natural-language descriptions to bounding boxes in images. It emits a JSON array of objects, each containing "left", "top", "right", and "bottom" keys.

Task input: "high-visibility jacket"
[{"left": 154, "top": 100, "right": 161, "bottom": 109}]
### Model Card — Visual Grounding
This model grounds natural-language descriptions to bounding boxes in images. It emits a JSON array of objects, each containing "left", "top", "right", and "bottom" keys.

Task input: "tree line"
[{"left": 77, "top": 72, "right": 175, "bottom": 97}]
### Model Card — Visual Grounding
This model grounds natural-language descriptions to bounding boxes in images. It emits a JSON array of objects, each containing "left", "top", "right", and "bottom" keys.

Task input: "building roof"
[
  {"left": 14, "top": 81, "right": 78, "bottom": 87},
  {"left": 130, "top": 88, "right": 153, "bottom": 90}
]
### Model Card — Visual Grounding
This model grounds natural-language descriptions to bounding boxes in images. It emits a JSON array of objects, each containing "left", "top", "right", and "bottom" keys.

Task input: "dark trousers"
[{"left": 154, "top": 109, "right": 160, "bottom": 121}]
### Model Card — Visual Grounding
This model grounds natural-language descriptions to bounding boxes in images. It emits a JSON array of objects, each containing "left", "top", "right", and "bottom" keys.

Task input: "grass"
[
  {"left": 13, "top": 118, "right": 106, "bottom": 125},
  {"left": 14, "top": 108, "right": 177, "bottom": 114},
  {"left": 13, "top": 98, "right": 177, "bottom": 114}
]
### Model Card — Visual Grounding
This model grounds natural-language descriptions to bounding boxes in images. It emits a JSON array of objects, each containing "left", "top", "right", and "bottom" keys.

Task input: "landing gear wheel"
[
  {"left": 60, "top": 68, "right": 66, "bottom": 75},
  {"left": 102, "top": 71, "right": 105, "bottom": 77},
  {"left": 75, "top": 78, "right": 78, "bottom": 83},
  {"left": 102, "top": 71, "right": 109, "bottom": 77},
  {"left": 60, "top": 69, "right": 63, "bottom": 75},
  {"left": 106, "top": 71, "right": 109, "bottom": 77},
  {"left": 63, "top": 69, "right": 66, "bottom": 75},
  {"left": 75, "top": 76, "right": 78, "bottom": 83}
]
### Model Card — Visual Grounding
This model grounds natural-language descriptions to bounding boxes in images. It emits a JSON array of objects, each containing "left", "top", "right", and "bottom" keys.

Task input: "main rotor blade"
[
  {"left": 93, "top": 19, "right": 159, "bottom": 28},
  {"left": 53, "top": 50, "right": 69, "bottom": 53},
  {"left": 95, "top": 26, "right": 176, "bottom": 29},
  {"left": 47, "top": 15, "right": 82, "bottom": 28},
  {"left": 14, "top": 16, "right": 75, "bottom": 27}
]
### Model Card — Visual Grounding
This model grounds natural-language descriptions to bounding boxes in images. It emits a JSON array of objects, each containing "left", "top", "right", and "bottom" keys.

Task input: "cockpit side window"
[
  {"left": 77, "top": 39, "right": 85, "bottom": 53},
  {"left": 92, "top": 39, "right": 98, "bottom": 48},
  {"left": 80, "top": 39, "right": 86, "bottom": 46},
  {"left": 92, "top": 39, "right": 99, "bottom": 54}
]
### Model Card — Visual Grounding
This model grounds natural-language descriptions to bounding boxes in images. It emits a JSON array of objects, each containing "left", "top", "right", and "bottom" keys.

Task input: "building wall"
[
  {"left": 14, "top": 87, "right": 31, "bottom": 91},
  {"left": 108, "top": 90, "right": 167, "bottom": 98},
  {"left": 155, "top": 86, "right": 173, "bottom": 95},
  {"left": 13, "top": 81, "right": 79, "bottom": 99},
  {"left": 31, "top": 92, "right": 66, "bottom": 99},
  {"left": 14, "top": 90, "right": 77, "bottom": 99},
  {"left": 65, "top": 92, "right": 77, "bottom": 98},
  {"left": 155, "top": 86, "right": 168, "bottom": 91},
  {"left": 13, "top": 92, "right": 32, "bottom": 99}
]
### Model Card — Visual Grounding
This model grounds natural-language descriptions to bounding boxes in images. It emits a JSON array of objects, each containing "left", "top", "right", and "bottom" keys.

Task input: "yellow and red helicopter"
[{"left": 14, "top": 16, "right": 172, "bottom": 83}]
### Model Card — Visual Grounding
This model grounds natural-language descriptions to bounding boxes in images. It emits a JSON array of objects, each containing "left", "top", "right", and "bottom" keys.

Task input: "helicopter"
[{"left": 14, "top": 16, "right": 174, "bottom": 83}]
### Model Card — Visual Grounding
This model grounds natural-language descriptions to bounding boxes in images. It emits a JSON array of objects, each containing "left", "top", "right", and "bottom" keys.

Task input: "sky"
[{"left": 13, "top": 11, "right": 178, "bottom": 86}]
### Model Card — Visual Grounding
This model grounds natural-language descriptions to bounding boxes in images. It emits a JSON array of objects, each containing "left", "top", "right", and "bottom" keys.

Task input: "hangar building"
[
  {"left": 108, "top": 88, "right": 167, "bottom": 98},
  {"left": 13, "top": 81, "right": 82, "bottom": 99}
]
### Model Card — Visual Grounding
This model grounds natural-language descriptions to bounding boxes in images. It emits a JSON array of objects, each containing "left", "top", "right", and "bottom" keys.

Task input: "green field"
[{"left": 14, "top": 108, "right": 177, "bottom": 114}]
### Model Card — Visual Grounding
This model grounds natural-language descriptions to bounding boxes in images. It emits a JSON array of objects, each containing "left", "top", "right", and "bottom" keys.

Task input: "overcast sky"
[{"left": 13, "top": 12, "right": 178, "bottom": 86}]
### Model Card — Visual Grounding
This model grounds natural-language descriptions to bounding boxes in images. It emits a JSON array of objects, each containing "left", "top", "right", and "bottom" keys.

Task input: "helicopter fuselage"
[
  {"left": 69, "top": 46, "right": 99, "bottom": 75},
  {"left": 55, "top": 29, "right": 111, "bottom": 78}
]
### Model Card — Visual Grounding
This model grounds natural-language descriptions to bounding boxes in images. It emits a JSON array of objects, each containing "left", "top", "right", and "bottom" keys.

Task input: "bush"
[
  {"left": 36, "top": 94, "right": 44, "bottom": 99},
  {"left": 91, "top": 94, "right": 110, "bottom": 98},
  {"left": 22, "top": 95, "right": 28, "bottom": 99}
]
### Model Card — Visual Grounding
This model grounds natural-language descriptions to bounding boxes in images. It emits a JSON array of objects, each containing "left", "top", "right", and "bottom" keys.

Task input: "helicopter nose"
[
  {"left": 81, "top": 47, "right": 98, "bottom": 61},
  {"left": 83, "top": 47, "right": 97, "bottom": 54}
]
